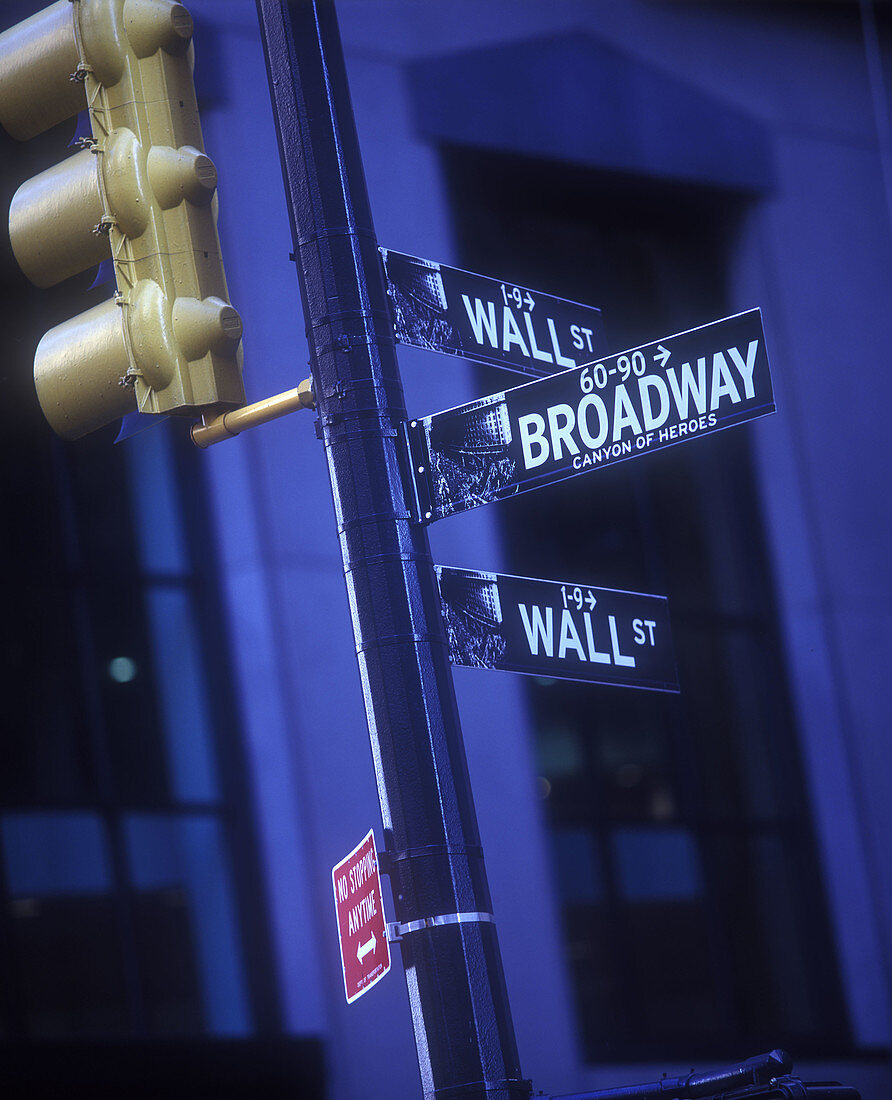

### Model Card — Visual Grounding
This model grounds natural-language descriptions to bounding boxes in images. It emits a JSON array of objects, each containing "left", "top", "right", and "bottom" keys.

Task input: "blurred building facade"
[{"left": 0, "top": 1, "right": 890, "bottom": 1097}]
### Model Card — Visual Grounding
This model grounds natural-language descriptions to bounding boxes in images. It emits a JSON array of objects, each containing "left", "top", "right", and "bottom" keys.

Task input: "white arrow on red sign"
[{"left": 357, "top": 932, "right": 377, "bottom": 963}]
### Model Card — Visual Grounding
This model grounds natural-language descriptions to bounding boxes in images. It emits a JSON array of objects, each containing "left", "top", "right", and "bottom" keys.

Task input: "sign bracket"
[
  {"left": 387, "top": 911, "right": 496, "bottom": 944},
  {"left": 401, "top": 417, "right": 435, "bottom": 523}
]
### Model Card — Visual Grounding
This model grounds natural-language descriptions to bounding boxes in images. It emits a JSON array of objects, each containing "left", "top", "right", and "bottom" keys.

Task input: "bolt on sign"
[
  {"left": 436, "top": 567, "right": 678, "bottom": 693},
  {"left": 332, "top": 830, "right": 391, "bottom": 1004},
  {"left": 380, "top": 248, "right": 605, "bottom": 378},
  {"left": 404, "top": 309, "right": 774, "bottom": 523}
]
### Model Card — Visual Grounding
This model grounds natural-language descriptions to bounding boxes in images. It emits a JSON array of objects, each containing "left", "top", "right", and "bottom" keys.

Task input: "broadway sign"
[
  {"left": 436, "top": 566, "right": 678, "bottom": 692},
  {"left": 405, "top": 309, "right": 774, "bottom": 522},
  {"left": 380, "top": 248, "right": 605, "bottom": 378}
]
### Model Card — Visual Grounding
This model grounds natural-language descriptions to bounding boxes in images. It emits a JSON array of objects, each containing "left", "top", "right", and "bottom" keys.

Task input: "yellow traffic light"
[{"left": 0, "top": 0, "right": 245, "bottom": 439}]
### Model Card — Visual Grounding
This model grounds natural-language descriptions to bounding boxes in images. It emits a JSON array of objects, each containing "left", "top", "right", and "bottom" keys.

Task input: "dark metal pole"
[{"left": 254, "top": 3, "right": 530, "bottom": 1098}]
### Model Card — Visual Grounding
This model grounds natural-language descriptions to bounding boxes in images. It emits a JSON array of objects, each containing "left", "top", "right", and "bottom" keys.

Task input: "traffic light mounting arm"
[{"left": 190, "top": 378, "right": 315, "bottom": 448}]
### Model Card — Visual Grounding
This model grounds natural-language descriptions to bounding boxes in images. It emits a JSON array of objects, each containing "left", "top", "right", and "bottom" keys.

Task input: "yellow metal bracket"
[{"left": 191, "top": 377, "right": 315, "bottom": 447}]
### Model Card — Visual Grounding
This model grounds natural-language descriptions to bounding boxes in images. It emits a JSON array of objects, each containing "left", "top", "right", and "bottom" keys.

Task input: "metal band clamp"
[{"left": 386, "top": 911, "right": 495, "bottom": 943}]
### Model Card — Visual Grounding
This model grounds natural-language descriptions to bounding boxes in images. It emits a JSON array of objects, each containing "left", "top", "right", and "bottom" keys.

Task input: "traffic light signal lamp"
[{"left": 0, "top": 0, "right": 246, "bottom": 439}]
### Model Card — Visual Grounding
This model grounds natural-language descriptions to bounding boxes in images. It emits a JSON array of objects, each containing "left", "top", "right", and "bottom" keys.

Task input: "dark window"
[
  {"left": 443, "top": 146, "right": 850, "bottom": 1061},
  {"left": 0, "top": 109, "right": 278, "bottom": 1044}
]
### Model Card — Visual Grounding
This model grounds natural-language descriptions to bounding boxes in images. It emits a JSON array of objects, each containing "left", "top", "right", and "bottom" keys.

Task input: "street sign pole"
[{"left": 255, "top": 2, "right": 529, "bottom": 1098}]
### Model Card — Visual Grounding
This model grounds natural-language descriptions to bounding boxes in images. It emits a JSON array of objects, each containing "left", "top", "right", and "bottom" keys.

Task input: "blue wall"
[{"left": 181, "top": 3, "right": 892, "bottom": 1096}]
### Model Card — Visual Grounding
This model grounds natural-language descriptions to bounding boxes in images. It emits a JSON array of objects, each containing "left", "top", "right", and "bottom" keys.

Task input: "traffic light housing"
[{"left": 0, "top": 0, "right": 245, "bottom": 439}]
